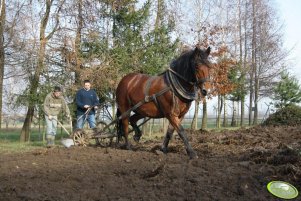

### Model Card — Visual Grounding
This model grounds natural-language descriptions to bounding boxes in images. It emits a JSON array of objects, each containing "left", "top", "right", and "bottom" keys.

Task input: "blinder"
[{"left": 194, "top": 62, "right": 211, "bottom": 96}]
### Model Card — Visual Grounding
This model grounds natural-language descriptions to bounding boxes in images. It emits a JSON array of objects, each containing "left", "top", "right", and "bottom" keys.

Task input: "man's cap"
[{"left": 53, "top": 86, "right": 61, "bottom": 92}]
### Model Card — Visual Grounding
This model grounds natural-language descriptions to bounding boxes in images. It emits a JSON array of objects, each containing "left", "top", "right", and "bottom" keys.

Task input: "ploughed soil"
[{"left": 0, "top": 126, "right": 301, "bottom": 201}]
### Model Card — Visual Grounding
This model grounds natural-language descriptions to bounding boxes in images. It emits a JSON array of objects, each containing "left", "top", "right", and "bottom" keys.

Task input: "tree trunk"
[
  {"left": 142, "top": 118, "right": 147, "bottom": 135},
  {"left": 74, "top": 0, "right": 83, "bottom": 86},
  {"left": 111, "top": 93, "right": 116, "bottom": 118},
  {"left": 216, "top": 95, "right": 222, "bottom": 128},
  {"left": 231, "top": 100, "right": 237, "bottom": 126},
  {"left": 201, "top": 98, "right": 207, "bottom": 130},
  {"left": 253, "top": 10, "right": 261, "bottom": 125},
  {"left": 222, "top": 96, "right": 227, "bottom": 127},
  {"left": 0, "top": 0, "right": 5, "bottom": 130},
  {"left": 239, "top": 0, "right": 246, "bottom": 127},
  {"left": 253, "top": 68, "right": 259, "bottom": 125},
  {"left": 249, "top": 62, "right": 254, "bottom": 126},
  {"left": 154, "top": 0, "right": 163, "bottom": 30},
  {"left": 249, "top": 0, "right": 257, "bottom": 126},
  {"left": 237, "top": 101, "right": 240, "bottom": 126},
  {"left": 241, "top": 96, "right": 245, "bottom": 126},
  {"left": 163, "top": 118, "right": 168, "bottom": 134},
  {"left": 149, "top": 119, "right": 154, "bottom": 137},
  {"left": 191, "top": 99, "right": 200, "bottom": 130},
  {"left": 20, "top": 107, "right": 34, "bottom": 141},
  {"left": 253, "top": 0, "right": 259, "bottom": 125}
]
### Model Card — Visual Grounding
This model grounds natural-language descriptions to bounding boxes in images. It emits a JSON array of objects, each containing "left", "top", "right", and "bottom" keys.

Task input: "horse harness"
[
  {"left": 121, "top": 80, "right": 170, "bottom": 120},
  {"left": 166, "top": 67, "right": 211, "bottom": 101},
  {"left": 143, "top": 76, "right": 166, "bottom": 116},
  {"left": 165, "top": 68, "right": 197, "bottom": 102},
  {"left": 120, "top": 67, "right": 209, "bottom": 120}
]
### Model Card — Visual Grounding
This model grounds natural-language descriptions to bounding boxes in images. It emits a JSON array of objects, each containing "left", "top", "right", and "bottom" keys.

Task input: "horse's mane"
[
  {"left": 171, "top": 48, "right": 209, "bottom": 83},
  {"left": 176, "top": 50, "right": 195, "bottom": 81}
]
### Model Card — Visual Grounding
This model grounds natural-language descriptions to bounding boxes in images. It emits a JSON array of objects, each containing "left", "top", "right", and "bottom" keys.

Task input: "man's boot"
[
  {"left": 51, "top": 135, "right": 56, "bottom": 146},
  {"left": 46, "top": 135, "right": 55, "bottom": 148}
]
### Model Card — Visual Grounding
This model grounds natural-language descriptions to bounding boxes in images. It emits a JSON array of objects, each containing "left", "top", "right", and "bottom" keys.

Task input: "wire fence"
[
  {"left": 132, "top": 117, "right": 265, "bottom": 135},
  {"left": 1, "top": 104, "right": 265, "bottom": 138}
]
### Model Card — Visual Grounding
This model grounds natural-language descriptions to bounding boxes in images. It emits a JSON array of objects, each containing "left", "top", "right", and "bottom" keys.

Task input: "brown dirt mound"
[{"left": 0, "top": 125, "right": 300, "bottom": 201}]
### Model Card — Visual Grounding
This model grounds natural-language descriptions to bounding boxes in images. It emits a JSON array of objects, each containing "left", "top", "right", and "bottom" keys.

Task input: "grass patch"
[
  {"left": 0, "top": 141, "right": 45, "bottom": 154},
  {"left": 1, "top": 128, "right": 45, "bottom": 142},
  {"left": 0, "top": 128, "right": 70, "bottom": 153},
  {"left": 0, "top": 122, "right": 251, "bottom": 153}
]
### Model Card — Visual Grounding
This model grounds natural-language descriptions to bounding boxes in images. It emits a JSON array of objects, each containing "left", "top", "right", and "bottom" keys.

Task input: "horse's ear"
[
  {"left": 193, "top": 46, "right": 200, "bottom": 55},
  {"left": 206, "top": 47, "right": 211, "bottom": 55}
]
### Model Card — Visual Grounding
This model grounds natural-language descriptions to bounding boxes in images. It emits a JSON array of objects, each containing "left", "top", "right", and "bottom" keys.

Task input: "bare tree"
[
  {"left": 0, "top": 0, "right": 5, "bottom": 129},
  {"left": 1, "top": 1, "right": 33, "bottom": 132},
  {"left": 248, "top": 0, "right": 286, "bottom": 125},
  {"left": 20, "top": 0, "right": 63, "bottom": 141},
  {"left": 191, "top": 0, "right": 207, "bottom": 130}
]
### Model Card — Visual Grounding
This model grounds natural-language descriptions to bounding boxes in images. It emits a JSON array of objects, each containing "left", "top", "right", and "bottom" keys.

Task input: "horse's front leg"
[
  {"left": 169, "top": 117, "right": 198, "bottom": 159},
  {"left": 177, "top": 125, "right": 198, "bottom": 159},
  {"left": 161, "top": 124, "right": 174, "bottom": 153}
]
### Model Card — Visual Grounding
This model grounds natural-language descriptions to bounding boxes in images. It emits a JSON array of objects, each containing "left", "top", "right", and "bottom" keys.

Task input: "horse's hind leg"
[
  {"left": 161, "top": 124, "right": 175, "bottom": 153},
  {"left": 121, "top": 117, "right": 131, "bottom": 149},
  {"left": 168, "top": 116, "right": 198, "bottom": 159},
  {"left": 116, "top": 109, "right": 123, "bottom": 143},
  {"left": 130, "top": 113, "right": 143, "bottom": 142}
]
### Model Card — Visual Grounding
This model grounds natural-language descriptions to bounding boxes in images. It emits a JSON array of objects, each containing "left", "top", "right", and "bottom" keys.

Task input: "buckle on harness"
[{"left": 144, "top": 95, "right": 150, "bottom": 103}]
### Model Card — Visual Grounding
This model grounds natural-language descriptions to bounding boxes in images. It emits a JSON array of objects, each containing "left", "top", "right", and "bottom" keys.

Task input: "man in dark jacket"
[{"left": 76, "top": 80, "right": 100, "bottom": 129}]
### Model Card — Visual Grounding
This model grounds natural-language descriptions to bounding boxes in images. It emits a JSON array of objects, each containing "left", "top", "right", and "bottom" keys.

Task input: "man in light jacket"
[{"left": 44, "top": 86, "right": 71, "bottom": 147}]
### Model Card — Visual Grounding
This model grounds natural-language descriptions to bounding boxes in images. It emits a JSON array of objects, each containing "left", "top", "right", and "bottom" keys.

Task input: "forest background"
[{"left": 0, "top": 0, "right": 300, "bottom": 141}]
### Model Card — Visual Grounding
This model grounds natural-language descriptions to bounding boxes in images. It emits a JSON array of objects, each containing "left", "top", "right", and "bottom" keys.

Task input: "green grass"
[
  {"left": 0, "top": 128, "right": 70, "bottom": 153},
  {"left": 0, "top": 119, "right": 251, "bottom": 153},
  {"left": 0, "top": 141, "right": 44, "bottom": 153}
]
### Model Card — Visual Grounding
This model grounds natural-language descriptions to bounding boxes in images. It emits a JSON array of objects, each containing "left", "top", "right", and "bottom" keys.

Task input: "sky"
[{"left": 275, "top": 0, "right": 301, "bottom": 80}]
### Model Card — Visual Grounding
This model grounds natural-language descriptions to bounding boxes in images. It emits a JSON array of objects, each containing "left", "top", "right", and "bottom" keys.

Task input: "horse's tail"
[{"left": 116, "top": 108, "right": 123, "bottom": 143}]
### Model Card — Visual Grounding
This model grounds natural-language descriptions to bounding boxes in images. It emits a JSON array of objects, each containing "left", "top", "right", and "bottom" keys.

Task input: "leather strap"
[{"left": 119, "top": 86, "right": 171, "bottom": 120}]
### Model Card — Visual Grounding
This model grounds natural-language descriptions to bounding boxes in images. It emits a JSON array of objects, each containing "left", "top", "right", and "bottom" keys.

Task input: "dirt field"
[{"left": 0, "top": 125, "right": 300, "bottom": 201}]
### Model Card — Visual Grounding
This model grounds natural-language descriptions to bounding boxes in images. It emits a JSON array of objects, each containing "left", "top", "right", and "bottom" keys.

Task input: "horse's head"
[{"left": 193, "top": 47, "right": 211, "bottom": 96}]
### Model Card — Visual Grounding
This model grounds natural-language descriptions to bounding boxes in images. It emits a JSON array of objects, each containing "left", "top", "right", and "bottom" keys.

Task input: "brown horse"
[{"left": 116, "top": 46, "right": 211, "bottom": 159}]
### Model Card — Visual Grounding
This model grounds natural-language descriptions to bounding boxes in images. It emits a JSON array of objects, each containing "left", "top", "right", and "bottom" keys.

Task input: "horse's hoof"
[
  {"left": 118, "top": 143, "right": 131, "bottom": 150},
  {"left": 161, "top": 147, "right": 168, "bottom": 154},
  {"left": 133, "top": 135, "right": 140, "bottom": 142},
  {"left": 189, "top": 152, "right": 198, "bottom": 160},
  {"left": 126, "top": 144, "right": 132, "bottom": 150}
]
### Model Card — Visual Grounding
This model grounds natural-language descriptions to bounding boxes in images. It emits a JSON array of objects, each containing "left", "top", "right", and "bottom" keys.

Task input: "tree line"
[{"left": 0, "top": 0, "right": 300, "bottom": 141}]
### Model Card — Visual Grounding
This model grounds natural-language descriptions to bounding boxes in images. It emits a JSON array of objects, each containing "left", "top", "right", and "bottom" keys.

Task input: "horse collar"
[
  {"left": 165, "top": 70, "right": 197, "bottom": 102},
  {"left": 167, "top": 68, "right": 195, "bottom": 86}
]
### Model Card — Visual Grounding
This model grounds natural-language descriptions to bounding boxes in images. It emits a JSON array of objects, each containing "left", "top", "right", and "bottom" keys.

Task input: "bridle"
[
  {"left": 167, "top": 61, "right": 211, "bottom": 96},
  {"left": 195, "top": 61, "right": 211, "bottom": 92}
]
